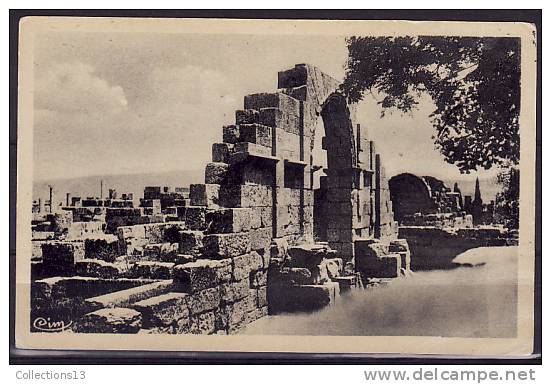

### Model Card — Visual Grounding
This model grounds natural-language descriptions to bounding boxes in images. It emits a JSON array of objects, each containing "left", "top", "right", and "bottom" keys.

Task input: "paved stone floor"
[{"left": 243, "top": 246, "right": 518, "bottom": 338}]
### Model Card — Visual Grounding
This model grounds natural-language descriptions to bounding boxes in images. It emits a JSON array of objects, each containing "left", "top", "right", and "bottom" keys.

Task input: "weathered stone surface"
[
  {"left": 224, "top": 299, "right": 249, "bottom": 334},
  {"left": 219, "top": 184, "right": 272, "bottom": 208},
  {"left": 173, "top": 259, "right": 232, "bottom": 292},
  {"left": 256, "top": 286, "right": 268, "bottom": 308},
  {"left": 77, "top": 308, "right": 142, "bottom": 333},
  {"left": 183, "top": 207, "right": 208, "bottom": 231},
  {"left": 178, "top": 230, "right": 204, "bottom": 256},
  {"left": 189, "top": 184, "right": 220, "bottom": 208},
  {"left": 313, "top": 258, "right": 343, "bottom": 283},
  {"left": 232, "top": 253, "right": 253, "bottom": 281},
  {"left": 222, "top": 125, "right": 240, "bottom": 144},
  {"left": 188, "top": 287, "right": 221, "bottom": 315},
  {"left": 202, "top": 232, "right": 251, "bottom": 259},
  {"left": 249, "top": 207, "right": 263, "bottom": 229},
  {"left": 235, "top": 109, "right": 260, "bottom": 125},
  {"left": 248, "top": 250, "right": 264, "bottom": 271},
  {"left": 249, "top": 227, "right": 272, "bottom": 251},
  {"left": 142, "top": 243, "right": 179, "bottom": 262},
  {"left": 244, "top": 92, "right": 300, "bottom": 114},
  {"left": 75, "top": 259, "right": 127, "bottom": 278},
  {"left": 220, "top": 279, "right": 249, "bottom": 304},
  {"left": 287, "top": 243, "right": 330, "bottom": 269},
  {"left": 85, "top": 280, "right": 173, "bottom": 311},
  {"left": 250, "top": 270, "right": 268, "bottom": 288},
  {"left": 212, "top": 142, "right": 234, "bottom": 163},
  {"left": 130, "top": 261, "right": 174, "bottom": 279},
  {"left": 84, "top": 236, "right": 119, "bottom": 262},
  {"left": 189, "top": 311, "right": 216, "bottom": 334},
  {"left": 205, "top": 208, "right": 251, "bottom": 234},
  {"left": 132, "top": 292, "right": 189, "bottom": 328},
  {"left": 205, "top": 162, "right": 230, "bottom": 184},
  {"left": 229, "top": 142, "right": 274, "bottom": 164},
  {"left": 238, "top": 124, "right": 272, "bottom": 147}
]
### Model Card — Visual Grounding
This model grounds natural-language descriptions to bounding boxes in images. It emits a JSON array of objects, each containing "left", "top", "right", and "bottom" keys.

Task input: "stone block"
[
  {"left": 260, "top": 248, "right": 271, "bottom": 269},
  {"left": 256, "top": 286, "right": 268, "bottom": 308},
  {"left": 225, "top": 299, "right": 249, "bottom": 334},
  {"left": 287, "top": 243, "right": 329, "bottom": 269},
  {"left": 220, "top": 279, "right": 249, "bottom": 304},
  {"left": 219, "top": 184, "right": 272, "bottom": 208},
  {"left": 132, "top": 292, "right": 189, "bottom": 328},
  {"left": 249, "top": 227, "right": 273, "bottom": 251},
  {"left": 183, "top": 207, "right": 208, "bottom": 231},
  {"left": 77, "top": 308, "right": 142, "bottom": 334},
  {"left": 85, "top": 280, "right": 173, "bottom": 311},
  {"left": 236, "top": 109, "right": 260, "bottom": 124},
  {"left": 250, "top": 270, "right": 268, "bottom": 288},
  {"left": 249, "top": 207, "right": 263, "bottom": 229},
  {"left": 205, "top": 208, "right": 251, "bottom": 234},
  {"left": 232, "top": 253, "right": 253, "bottom": 281},
  {"left": 248, "top": 250, "right": 264, "bottom": 271},
  {"left": 173, "top": 259, "right": 232, "bottom": 292},
  {"left": 278, "top": 65, "right": 308, "bottom": 89},
  {"left": 238, "top": 124, "right": 272, "bottom": 147},
  {"left": 189, "top": 311, "right": 216, "bottom": 334},
  {"left": 244, "top": 92, "right": 300, "bottom": 112},
  {"left": 84, "top": 236, "right": 119, "bottom": 262},
  {"left": 189, "top": 184, "right": 220, "bottom": 208},
  {"left": 75, "top": 259, "right": 127, "bottom": 278},
  {"left": 333, "top": 276, "right": 357, "bottom": 293},
  {"left": 284, "top": 283, "right": 340, "bottom": 312},
  {"left": 202, "top": 232, "right": 251, "bottom": 259},
  {"left": 222, "top": 125, "right": 240, "bottom": 144},
  {"left": 178, "top": 230, "right": 204, "bottom": 256},
  {"left": 205, "top": 162, "right": 230, "bottom": 184},
  {"left": 130, "top": 261, "right": 174, "bottom": 279},
  {"left": 212, "top": 142, "right": 234, "bottom": 163},
  {"left": 188, "top": 287, "right": 221, "bottom": 315}
]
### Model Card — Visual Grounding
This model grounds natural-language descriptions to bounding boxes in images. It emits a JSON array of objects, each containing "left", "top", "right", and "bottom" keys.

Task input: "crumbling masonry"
[{"left": 31, "top": 64, "right": 411, "bottom": 334}]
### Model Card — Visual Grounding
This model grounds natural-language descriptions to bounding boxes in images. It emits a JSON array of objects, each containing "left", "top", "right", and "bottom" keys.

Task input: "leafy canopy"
[{"left": 341, "top": 36, "right": 520, "bottom": 173}]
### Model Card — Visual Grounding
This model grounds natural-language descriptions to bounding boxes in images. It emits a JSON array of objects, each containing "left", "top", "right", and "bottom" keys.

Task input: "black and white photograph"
[{"left": 13, "top": 16, "right": 537, "bottom": 356}]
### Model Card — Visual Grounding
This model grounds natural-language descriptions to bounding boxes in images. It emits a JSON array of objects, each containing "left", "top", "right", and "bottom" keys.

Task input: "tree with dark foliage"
[
  {"left": 341, "top": 36, "right": 520, "bottom": 173},
  {"left": 495, "top": 167, "right": 520, "bottom": 229}
]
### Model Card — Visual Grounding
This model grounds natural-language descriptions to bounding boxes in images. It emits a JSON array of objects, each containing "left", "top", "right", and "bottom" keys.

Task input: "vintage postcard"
[{"left": 15, "top": 17, "right": 537, "bottom": 356}]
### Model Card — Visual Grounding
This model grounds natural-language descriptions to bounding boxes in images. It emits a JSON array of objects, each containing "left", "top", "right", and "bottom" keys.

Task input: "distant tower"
[
  {"left": 474, "top": 177, "right": 482, "bottom": 204},
  {"left": 48, "top": 185, "right": 53, "bottom": 213},
  {"left": 471, "top": 177, "right": 483, "bottom": 225},
  {"left": 100, "top": 179, "right": 104, "bottom": 199}
]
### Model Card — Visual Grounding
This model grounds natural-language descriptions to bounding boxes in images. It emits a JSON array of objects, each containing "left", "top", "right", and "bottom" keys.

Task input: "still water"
[{"left": 243, "top": 246, "right": 518, "bottom": 338}]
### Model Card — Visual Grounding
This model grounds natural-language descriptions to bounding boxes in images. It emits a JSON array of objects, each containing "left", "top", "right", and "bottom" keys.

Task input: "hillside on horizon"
[{"left": 33, "top": 169, "right": 204, "bottom": 202}]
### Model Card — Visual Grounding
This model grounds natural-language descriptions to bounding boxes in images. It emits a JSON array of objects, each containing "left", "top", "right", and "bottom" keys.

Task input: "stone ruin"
[
  {"left": 387, "top": 173, "right": 516, "bottom": 271},
  {"left": 31, "top": 64, "right": 411, "bottom": 335}
]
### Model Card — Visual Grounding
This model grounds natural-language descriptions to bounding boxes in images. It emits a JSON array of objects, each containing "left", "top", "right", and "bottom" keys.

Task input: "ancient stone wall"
[{"left": 31, "top": 63, "right": 408, "bottom": 334}]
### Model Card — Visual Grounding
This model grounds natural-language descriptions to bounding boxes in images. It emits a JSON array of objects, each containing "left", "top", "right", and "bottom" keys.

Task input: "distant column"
[{"left": 48, "top": 185, "right": 53, "bottom": 213}]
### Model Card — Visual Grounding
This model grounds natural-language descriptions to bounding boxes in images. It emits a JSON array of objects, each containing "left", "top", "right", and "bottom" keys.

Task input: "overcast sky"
[{"left": 33, "top": 30, "right": 499, "bottom": 185}]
